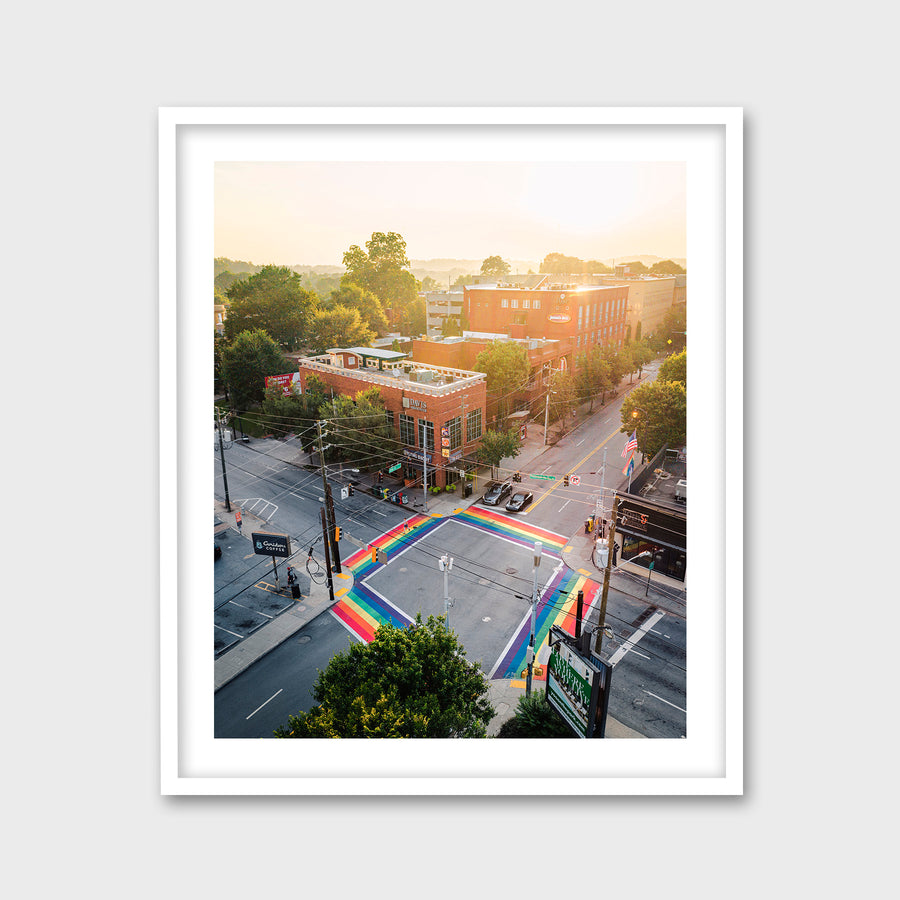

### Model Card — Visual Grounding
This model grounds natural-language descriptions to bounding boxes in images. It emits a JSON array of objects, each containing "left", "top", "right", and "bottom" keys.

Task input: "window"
[
  {"left": 466, "top": 408, "right": 482, "bottom": 443},
  {"left": 533, "top": 299, "right": 540, "bottom": 310},
  {"left": 501, "top": 298, "right": 508, "bottom": 308},
  {"left": 577, "top": 306, "right": 583, "bottom": 328},
  {"left": 511, "top": 298, "right": 518, "bottom": 308},
  {"left": 522, "top": 299, "right": 530, "bottom": 309},
  {"left": 418, "top": 419, "right": 434, "bottom": 452},
  {"left": 446, "top": 416, "right": 462, "bottom": 450},
  {"left": 400, "top": 413, "right": 415, "bottom": 446},
  {"left": 366, "top": 357, "right": 379, "bottom": 368},
  {"left": 384, "top": 411, "right": 394, "bottom": 430}
]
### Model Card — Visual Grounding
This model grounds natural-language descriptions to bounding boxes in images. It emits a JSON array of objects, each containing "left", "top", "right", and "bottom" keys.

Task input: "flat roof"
[{"left": 331, "top": 347, "right": 408, "bottom": 360}]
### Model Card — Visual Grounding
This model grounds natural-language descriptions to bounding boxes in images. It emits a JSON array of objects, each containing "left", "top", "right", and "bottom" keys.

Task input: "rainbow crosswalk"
[{"left": 331, "top": 507, "right": 600, "bottom": 680}]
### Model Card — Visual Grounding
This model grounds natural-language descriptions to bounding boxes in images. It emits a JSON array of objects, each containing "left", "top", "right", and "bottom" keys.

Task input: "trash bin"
[{"left": 463, "top": 482, "right": 473, "bottom": 498}]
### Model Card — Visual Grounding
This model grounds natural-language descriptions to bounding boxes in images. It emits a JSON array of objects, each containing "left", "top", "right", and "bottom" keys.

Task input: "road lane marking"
[
  {"left": 528, "top": 427, "right": 623, "bottom": 515},
  {"left": 642, "top": 689, "right": 685, "bottom": 713},
  {"left": 246, "top": 688, "right": 283, "bottom": 719},
  {"left": 607, "top": 610, "right": 665, "bottom": 666}
]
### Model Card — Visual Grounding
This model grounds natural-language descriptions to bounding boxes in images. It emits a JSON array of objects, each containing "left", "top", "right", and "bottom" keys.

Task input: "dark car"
[
  {"left": 505, "top": 490, "right": 534, "bottom": 513},
  {"left": 482, "top": 480, "right": 513, "bottom": 506}
]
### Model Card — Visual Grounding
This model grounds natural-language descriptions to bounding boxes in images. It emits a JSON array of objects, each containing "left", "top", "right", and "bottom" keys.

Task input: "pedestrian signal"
[{"left": 334, "top": 526, "right": 342, "bottom": 542}]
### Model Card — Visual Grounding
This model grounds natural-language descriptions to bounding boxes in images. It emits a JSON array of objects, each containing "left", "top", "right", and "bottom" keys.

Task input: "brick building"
[
  {"left": 411, "top": 333, "right": 567, "bottom": 425},
  {"left": 463, "top": 281, "right": 629, "bottom": 360},
  {"left": 295, "top": 347, "right": 487, "bottom": 490}
]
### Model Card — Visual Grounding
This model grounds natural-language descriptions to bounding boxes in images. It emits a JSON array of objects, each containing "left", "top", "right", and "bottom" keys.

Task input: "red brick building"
[
  {"left": 463, "top": 281, "right": 629, "bottom": 357},
  {"left": 295, "top": 347, "right": 487, "bottom": 490},
  {"left": 411, "top": 334, "right": 567, "bottom": 426}
]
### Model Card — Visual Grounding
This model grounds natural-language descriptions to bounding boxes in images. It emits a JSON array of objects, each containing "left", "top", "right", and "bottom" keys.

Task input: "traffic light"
[
  {"left": 563, "top": 475, "right": 569, "bottom": 487},
  {"left": 334, "top": 526, "right": 342, "bottom": 542},
  {"left": 348, "top": 484, "right": 354, "bottom": 496}
]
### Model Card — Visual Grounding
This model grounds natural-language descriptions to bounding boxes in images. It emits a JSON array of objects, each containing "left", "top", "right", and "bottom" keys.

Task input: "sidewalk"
[{"left": 213, "top": 378, "right": 656, "bottom": 735}]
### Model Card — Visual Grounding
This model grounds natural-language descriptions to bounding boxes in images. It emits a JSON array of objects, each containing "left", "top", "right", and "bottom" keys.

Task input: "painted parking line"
[
  {"left": 608, "top": 610, "right": 665, "bottom": 666},
  {"left": 246, "top": 688, "right": 283, "bottom": 720}
]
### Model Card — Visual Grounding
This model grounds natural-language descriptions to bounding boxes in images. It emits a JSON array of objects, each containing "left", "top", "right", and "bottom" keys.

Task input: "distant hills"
[{"left": 216, "top": 255, "right": 685, "bottom": 282}]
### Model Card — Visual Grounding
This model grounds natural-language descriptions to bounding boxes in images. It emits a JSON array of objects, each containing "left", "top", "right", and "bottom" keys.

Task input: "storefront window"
[
  {"left": 399, "top": 413, "right": 415, "bottom": 446},
  {"left": 620, "top": 534, "right": 686, "bottom": 582},
  {"left": 418, "top": 419, "right": 434, "bottom": 452},
  {"left": 466, "top": 408, "right": 482, "bottom": 443},
  {"left": 446, "top": 416, "right": 462, "bottom": 450}
]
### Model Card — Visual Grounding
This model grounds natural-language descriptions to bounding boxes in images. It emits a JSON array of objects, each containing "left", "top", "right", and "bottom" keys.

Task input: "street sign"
[
  {"left": 387, "top": 462, "right": 402, "bottom": 473},
  {"left": 250, "top": 532, "right": 292, "bottom": 557},
  {"left": 569, "top": 474, "right": 581, "bottom": 486},
  {"left": 529, "top": 474, "right": 556, "bottom": 481}
]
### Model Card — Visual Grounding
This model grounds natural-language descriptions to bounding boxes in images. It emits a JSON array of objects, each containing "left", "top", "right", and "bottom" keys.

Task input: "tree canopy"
[
  {"left": 273, "top": 614, "right": 494, "bottom": 738},
  {"left": 480, "top": 255, "right": 510, "bottom": 278},
  {"left": 224, "top": 265, "right": 317, "bottom": 351},
  {"left": 326, "top": 282, "right": 389, "bottom": 337},
  {"left": 575, "top": 346, "right": 613, "bottom": 412},
  {"left": 308, "top": 305, "right": 375, "bottom": 354},
  {"left": 620, "top": 379, "right": 686, "bottom": 458},
  {"left": 476, "top": 427, "right": 521, "bottom": 476},
  {"left": 473, "top": 340, "right": 530, "bottom": 421},
  {"left": 324, "top": 387, "right": 399, "bottom": 473},
  {"left": 658, "top": 349, "right": 686, "bottom": 386},
  {"left": 341, "top": 231, "right": 418, "bottom": 308},
  {"left": 222, "top": 328, "right": 289, "bottom": 412}
]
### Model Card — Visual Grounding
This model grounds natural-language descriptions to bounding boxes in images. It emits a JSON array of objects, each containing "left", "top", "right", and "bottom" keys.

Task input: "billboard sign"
[
  {"left": 545, "top": 626, "right": 611, "bottom": 738},
  {"left": 250, "top": 532, "right": 292, "bottom": 558},
  {"left": 265, "top": 372, "right": 301, "bottom": 397}
]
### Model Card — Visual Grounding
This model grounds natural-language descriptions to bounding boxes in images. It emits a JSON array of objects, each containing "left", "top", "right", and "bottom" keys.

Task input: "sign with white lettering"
[{"left": 251, "top": 532, "right": 292, "bottom": 558}]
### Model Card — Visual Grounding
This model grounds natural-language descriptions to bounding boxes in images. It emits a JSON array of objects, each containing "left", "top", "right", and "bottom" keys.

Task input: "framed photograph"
[{"left": 160, "top": 107, "right": 742, "bottom": 795}]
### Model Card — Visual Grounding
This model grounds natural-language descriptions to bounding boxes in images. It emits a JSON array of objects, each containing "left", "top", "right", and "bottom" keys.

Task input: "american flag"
[{"left": 622, "top": 431, "right": 637, "bottom": 457}]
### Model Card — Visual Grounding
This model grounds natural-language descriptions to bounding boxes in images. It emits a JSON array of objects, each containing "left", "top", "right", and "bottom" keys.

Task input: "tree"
[
  {"left": 547, "top": 368, "right": 577, "bottom": 435},
  {"left": 473, "top": 340, "right": 530, "bottom": 422},
  {"left": 620, "top": 380, "right": 686, "bottom": 459},
  {"left": 649, "top": 259, "right": 686, "bottom": 275},
  {"left": 223, "top": 265, "right": 317, "bottom": 351},
  {"left": 440, "top": 315, "right": 462, "bottom": 338},
  {"left": 575, "top": 346, "right": 612, "bottom": 412},
  {"left": 540, "top": 252, "right": 584, "bottom": 274},
  {"left": 326, "top": 387, "right": 399, "bottom": 473},
  {"left": 659, "top": 304, "right": 687, "bottom": 353},
  {"left": 307, "top": 306, "right": 375, "bottom": 354},
  {"left": 222, "top": 328, "right": 288, "bottom": 412},
  {"left": 496, "top": 692, "right": 575, "bottom": 738},
  {"left": 273, "top": 614, "right": 494, "bottom": 738},
  {"left": 341, "top": 231, "right": 418, "bottom": 308},
  {"left": 326, "top": 282, "right": 389, "bottom": 336},
  {"left": 658, "top": 349, "right": 686, "bottom": 386},
  {"left": 476, "top": 427, "right": 521, "bottom": 479},
  {"left": 480, "top": 255, "right": 510, "bottom": 278}
]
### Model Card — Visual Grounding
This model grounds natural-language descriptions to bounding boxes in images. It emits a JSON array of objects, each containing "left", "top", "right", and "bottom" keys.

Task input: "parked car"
[
  {"left": 505, "top": 490, "right": 534, "bottom": 513},
  {"left": 482, "top": 480, "right": 513, "bottom": 506}
]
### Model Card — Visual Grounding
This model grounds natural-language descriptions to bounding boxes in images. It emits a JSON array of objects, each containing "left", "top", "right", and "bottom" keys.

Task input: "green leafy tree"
[
  {"left": 631, "top": 340, "right": 656, "bottom": 377},
  {"left": 440, "top": 315, "right": 462, "bottom": 338},
  {"left": 659, "top": 304, "right": 687, "bottom": 353},
  {"left": 540, "top": 252, "right": 583, "bottom": 274},
  {"left": 658, "top": 349, "right": 686, "bottom": 386},
  {"left": 476, "top": 427, "right": 521, "bottom": 479},
  {"left": 327, "top": 282, "right": 389, "bottom": 336},
  {"left": 547, "top": 368, "right": 577, "bottom": 434},
  {"left": 649, "top": 259, "right": 686, "bottom": 275},
  {"left": 480, "top": 255, "right": 511, "bottom": 278},
  {"left": 601, "top": 343, "right": 628, "bottom": 389},
  {"left": 620, "top": 380, "right": 687, "bottom": 459},
  {"left": 584, "top": 259, "right": 613, "bottom": 274},
  {"left": 308, "top": 306, "right": 375, "bottom": 354},
  {"left": 222, "top": 328, "right": 288, "bottom": 412},
  {"left": 621, "top": 260, "right": 649, "bottom": 274},
  {"left": 496, "top": 692, "right": 575, "bottom": 738},
  {"left": 274, "top": 614, "right": 494, "bottom": 738},
  {"left": 224, "top": 265, "right": 318, "bottom": 351},
  {"left": 342, "top": 231, "right": 418, "bottom": 308},
  {"left": 473, "top": 340, "right": 530, "bottom": 422},
  {"left": 575, "top": 346, "right": 612, "bottom": 412},
  {"left": 325, "top": 387, "right": 399, "bottom": 472}
]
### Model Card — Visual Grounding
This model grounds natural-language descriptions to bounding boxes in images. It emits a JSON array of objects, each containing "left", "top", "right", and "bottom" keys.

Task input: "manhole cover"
[
  {"left": 296, "top": 636, "right": 311, "bottom": 644},
  {"left": 505, "top": 568, "right": 517, "bottom": 575}
]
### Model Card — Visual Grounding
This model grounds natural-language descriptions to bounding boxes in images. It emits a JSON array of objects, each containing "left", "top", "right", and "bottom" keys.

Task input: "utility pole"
[
  {"left": 215, "top": 407, "right": 231, "bottom": 512},
  {"left": 594, "top": 447, "right": 607, "bottom": 534},
  {"left": 526, "top": 541, "right": 543, "bottom": 696},
  {"left": 439, "top": 554, "right": 453, "bottom": 630},
  {"left": 595, "top": 496, "right": 619, "bottom": 660},
  {"left": 325, "top": 484, "right": 341, "bottom": 574},
  {"left": 319, "top": 507, "right": 335, "bottom": 605},
  {"left": 423, "top": 442, "right": 428, "bottom": 513}
]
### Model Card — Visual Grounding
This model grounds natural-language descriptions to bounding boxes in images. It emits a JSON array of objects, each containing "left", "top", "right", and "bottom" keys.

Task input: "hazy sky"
[{"left": 215, "top": 161, "right": 686, "bottom": 267}]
